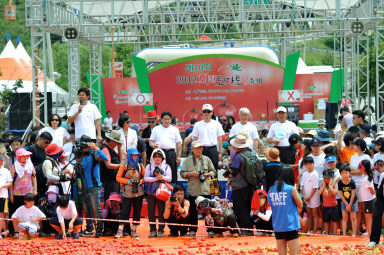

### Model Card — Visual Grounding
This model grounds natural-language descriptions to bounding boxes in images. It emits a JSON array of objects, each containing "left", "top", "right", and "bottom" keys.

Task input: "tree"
[{"left": 0, "top": 79, "right": 23, "bottom": 132}]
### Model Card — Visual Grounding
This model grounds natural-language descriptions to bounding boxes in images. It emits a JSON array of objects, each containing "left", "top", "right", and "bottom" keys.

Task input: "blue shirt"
[
  {"left": 81, "top": 149, "right": 107, "bottom": 188},
  {"left": 268, "top": 183, "right": 300, "bottom": 232}
]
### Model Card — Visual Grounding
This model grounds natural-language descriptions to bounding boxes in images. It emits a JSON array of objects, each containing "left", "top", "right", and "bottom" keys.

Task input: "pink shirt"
[{"left": 11, "top": 165, "right": 36, "bottom": 196}]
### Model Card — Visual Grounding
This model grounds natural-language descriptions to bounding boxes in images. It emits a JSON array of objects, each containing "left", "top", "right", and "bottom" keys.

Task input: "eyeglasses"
[
  {"left": 148, "top": 121, "right": 156, "bottom": 124},
  {"left": 51, "top": 119, "right": 60, "bottom": 122},
  {"left": 202, "top": 110, "right": 212, "bottom": 114},
  {"left": 125, "top": 121, "right": 131, "bottom": 124}
]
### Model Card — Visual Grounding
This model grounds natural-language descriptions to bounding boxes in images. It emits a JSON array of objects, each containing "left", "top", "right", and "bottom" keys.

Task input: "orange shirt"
[{"left": 338, "top": 146, "right": 357, "bottom": 163}]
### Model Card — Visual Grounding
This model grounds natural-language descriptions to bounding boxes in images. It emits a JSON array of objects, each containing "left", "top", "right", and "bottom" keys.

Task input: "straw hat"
[
  {"left": 105, "top": 130, "right": 123, "bottom": 143},
  {"left": 230, "top": 134, "right": 253, "bottom": 148},
  {"left": 264, "top": 148, "right": 280, "bottom": 162}
]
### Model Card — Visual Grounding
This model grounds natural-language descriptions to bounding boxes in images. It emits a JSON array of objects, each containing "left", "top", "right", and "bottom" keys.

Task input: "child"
[
  {"left": 0, "top": 153, "right": 12, "bottom": 238},
  {"left": 49, "top": 195, "right": 82, "bottom": 239},
  {"left": 300, "top": 156, "right": 320, "bottom": 234},
  {"left": 359, "top": 160, "right": 376, "bottom": 237},
  {"left": 338, "top": 163, "right": 358, "bottom": 236},
  {"left": 318, "top": 169, "right": 339, "bottom": 235},
  {"left": 250, "top": 189, "right": 273, "bottom": 236},
  {"left": 325, "top": 155, "right": 342, "bottom": 224},
  {"left": 102, "top": 193, "right": 122, "bottom": 236},
  {"left": 11, "top": 193, "right": 46, "bottom": 239}
]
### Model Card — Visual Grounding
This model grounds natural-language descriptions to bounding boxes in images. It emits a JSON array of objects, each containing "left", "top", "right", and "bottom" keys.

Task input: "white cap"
[
  {"left": 202, "top": 104, "right": 213, "bottom": 111},
  {"left": 191, "top": 141, "right": 203, "bottom": 148},
  {"left": 276, "top": 106, "right": 287, "bottom": 113}
]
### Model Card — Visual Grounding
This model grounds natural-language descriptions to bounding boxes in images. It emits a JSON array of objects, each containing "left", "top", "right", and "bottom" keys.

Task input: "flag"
[
  {"left": 16, "top": 35, "right": 21, "bottom": 43},
  {"left": 6, "top": 33, "right": 10, "bottom": 41}
]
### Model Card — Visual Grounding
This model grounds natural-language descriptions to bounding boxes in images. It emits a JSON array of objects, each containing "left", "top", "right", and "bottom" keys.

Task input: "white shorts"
[
  {"left": 18, "top": 222, "right": 38, "bottom": 234},
  {"left": 355, "top": 186, "right": 363, "bottom": 203}
]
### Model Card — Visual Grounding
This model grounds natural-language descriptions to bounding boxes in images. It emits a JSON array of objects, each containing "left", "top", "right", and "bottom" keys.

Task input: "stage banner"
[{"left": 147, "top": 55, "right": 285, "bottom": 122}]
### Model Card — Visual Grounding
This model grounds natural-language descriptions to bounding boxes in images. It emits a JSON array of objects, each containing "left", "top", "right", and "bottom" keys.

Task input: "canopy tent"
[{"left": 0, "top": 41, "right": 69, "bottom": 104}]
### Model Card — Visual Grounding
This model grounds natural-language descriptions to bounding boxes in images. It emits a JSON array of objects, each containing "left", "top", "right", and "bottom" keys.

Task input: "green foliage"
[{"left": 0, "top": 79, "right": 23, "bottom": 132}]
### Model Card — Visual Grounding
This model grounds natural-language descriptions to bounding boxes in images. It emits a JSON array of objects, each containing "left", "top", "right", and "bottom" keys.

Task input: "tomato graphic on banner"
[{"left": 130, "top": 93, "right": 153, "bottom": 106}]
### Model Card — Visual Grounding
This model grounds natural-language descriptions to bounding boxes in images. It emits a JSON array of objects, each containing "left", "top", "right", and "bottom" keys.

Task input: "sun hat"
[
  {"left": 264, "top": 148, "right": 280, "bottom": 162},
  {"left": 306, "top": 130, "right": 318, "bottom": 137},
  {"left": 46, "top": 144, "right": 63, "bottom": 156},
  {"left": 315, "top": 130, "right": 333, "bottom": 142},
  {"left": 46, "top": 185, "right": 59, "bottom": 195},
  {"left": 105, "top": 130, "right": 123, "bottom": 144},
  {"left": 230, "top": 134, "right": 253, "bottom": 148},
  {"left": 15, "top": 148, "right": 32, "bottom": 157},
  {"left": 143, "top": 110, "right": 159, "bottom": 119}
]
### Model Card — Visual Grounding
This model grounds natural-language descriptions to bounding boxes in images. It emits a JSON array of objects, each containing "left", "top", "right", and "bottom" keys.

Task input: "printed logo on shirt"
[
  {"left": 269, "top": 192, "right": 287, "bottom": 206},
  {"left": 276, "top": 128, "right": 286, "bottom": 140}
]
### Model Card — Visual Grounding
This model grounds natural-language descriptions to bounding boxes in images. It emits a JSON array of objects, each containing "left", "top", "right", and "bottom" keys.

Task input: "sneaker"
[
  {"left": 123, "top": 231, "right": 131, "bottom": 236},
  {"left": 232, "top": 233, "right": 239, "bottom": 238},
  {"left": 368, "top": 241, "right": 377, "bottom": 247},
  {"left": 213, "top": 233, "right": 223, "bottom": 238},
  {"left": 55, "top": 233, "right": 63, "bottom": 239},
  {"left": 208, "top": 231, "right": 215, "bottom": 238},
  {"left": 188, "top": 231, "right": 196, "bottom": 237},
  {"left": 149, "top": 231, "right": 157, "bottom": 238},
  {"left": 256, "top": 232, "right": 266, "bottom": 236},
  {"left": 93, "top": 232, "right": 101, "bottom": 238},
  {"left": 114, "top": 230, "right": 124, "bottom": 239},
  {"left": 79, "top": 230, "right": 93, "bottom": 236},
  {"left": 157, "top": 232, "right": 164, "bottom": 237},
  {"left": 13, "top": 232, "right": 19, "bottom": 239},
  {"left": 1, "top": 229, "right": 9, "bottom": 237},
  {"left": 72, "top": 233, "right": 79, "bottom": 239}
]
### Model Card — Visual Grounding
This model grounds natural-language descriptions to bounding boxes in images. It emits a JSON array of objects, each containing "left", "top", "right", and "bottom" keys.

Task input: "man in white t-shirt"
[
  {"left": 150, "top": 111, "right": 182, "bottom": 183},
  {"left": 68, "top": 88, "right": 102, "bottom": 142},
  {"left": 191, "top": 104, "right": 224, "bottom": 169},
  {"left": 103, "top": 111, "right": 113, "bottom": 131},
  {"left": 229, "top": 107, "right": 262, "bottom": 155},
  {"left": 50, "top": 196, "right": 82, "bottom": 239},
  {"left": 267, "top": 106, "right": 299, "bottom": 164}
]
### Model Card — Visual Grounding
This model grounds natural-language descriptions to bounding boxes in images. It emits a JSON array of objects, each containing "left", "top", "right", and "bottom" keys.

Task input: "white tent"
[{"left": 0, "top": 41, "right": 69, "bottom": 104}]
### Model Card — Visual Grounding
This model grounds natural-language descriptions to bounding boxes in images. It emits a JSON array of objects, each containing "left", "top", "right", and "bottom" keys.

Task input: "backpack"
[
  {"left": 237, "top": 150, "right": 264, "bottom": 188},
  {"left": 35, "top": 157, "right": 57, "bottom": 194}
]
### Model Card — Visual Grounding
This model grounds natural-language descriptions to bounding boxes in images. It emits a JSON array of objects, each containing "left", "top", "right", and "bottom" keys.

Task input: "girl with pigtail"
[{"left": 359, "top": 159, "right": 376, "bottom": 237}]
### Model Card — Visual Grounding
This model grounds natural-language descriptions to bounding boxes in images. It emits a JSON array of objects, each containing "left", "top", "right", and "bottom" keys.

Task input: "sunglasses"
[
  {"left": 51, "top": 119, "right": 60, "bottom": 121},
  {"left": 202, "top": 110, "right": 212, "bottom": 113},
  {"left": 44, "top": 141, "right": 51, "bottom": 145},
  {"left": 125, "top": 120, "right": 132, "bottom": 124},
  {"left": 148, "top": 121, "right": 156, "bottom": 124}
]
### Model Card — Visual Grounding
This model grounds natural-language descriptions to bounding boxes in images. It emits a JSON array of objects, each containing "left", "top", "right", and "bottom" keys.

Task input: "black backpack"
[
  {"left": 35, "top": 157, "right": 57, "bottom": 194},
  {"left": 237, "top": 150, "right": 264, "bottom": 188}
]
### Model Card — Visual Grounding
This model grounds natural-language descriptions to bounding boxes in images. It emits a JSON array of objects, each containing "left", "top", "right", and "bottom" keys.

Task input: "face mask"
[
  {"left": 259, "top": 197, "right": 266, "bottom": 207},
  {"left": 47, "top": 193, "right": 57, "bottom": 203}
]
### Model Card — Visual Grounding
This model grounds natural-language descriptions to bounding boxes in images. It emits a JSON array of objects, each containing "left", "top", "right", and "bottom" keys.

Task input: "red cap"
[{"left": 45, "top": 144, "right": 63, "bottom": 155}]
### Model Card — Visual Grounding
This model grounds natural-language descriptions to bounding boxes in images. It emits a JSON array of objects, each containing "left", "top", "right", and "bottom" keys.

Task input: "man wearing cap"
[
  {"left": 180, "top": 141, "right": 216, "bottom": 237},
  {"left": 191, "top": 104, "right": 224, "bottom": 169},
  {"left": 141, "top": 110, "right": 159, "bottom": 164},
  {"left": 77, "top": 135, "right": 108, "bottom": 238},
  {"left": 229, "top": 134, "right": 255, "bottom": 236},
  {"left": 298, "top": 138, "right": 326, "bottom": 185},
  {"left": 149, "top": 111, "right": 182, "bottom": 183},
  {"left": 68, "top": 88, "right": 103, "bottom": 143},
  {"left": 229, "top": 107, "right": 261, "bottom": 155},
  {"left": 359, "top": 123, "right": 373, "bottom": 145},
  {"left": 100, "top": 130, "right": 123, "bottom": 202},
  {"left": 267, "top": 106, "right": 299, "bottom": 164}
]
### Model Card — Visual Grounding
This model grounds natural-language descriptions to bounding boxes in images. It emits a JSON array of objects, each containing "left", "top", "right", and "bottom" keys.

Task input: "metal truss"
[
  {"left": 375, "top": 25, "right": 384, "bottom": 131},
  {"left": 67, "top": 40, "right": 81, "bottom": 103},
  {"left": 89, "top": 44, "right": 103, "bottom": 112},
  {"left": 356, "top": 33, "right": 370, "bottom": 119}
]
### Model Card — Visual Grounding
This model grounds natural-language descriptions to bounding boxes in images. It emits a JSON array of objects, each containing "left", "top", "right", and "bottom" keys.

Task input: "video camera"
[
  {"left": 170, "top": 195, "right": 179, "bottom": 203},
  {"left": 72, "top": 139, "right": 90, "bottom": 158},
  {"left": 129, "top": 179, "right": 140, "bottom": 193},
  {"left": 198, "top": 170, "right": 205, "bottom": 182},
  {"left": 153, "top": 167, "right": 164, "bottom": 175}
]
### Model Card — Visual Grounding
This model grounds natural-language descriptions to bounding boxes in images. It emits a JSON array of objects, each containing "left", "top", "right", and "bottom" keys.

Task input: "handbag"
[
  {"left": 155, "top": 182, "right": 174, "bottom": 201},
  {"left": 209, "top": 178, "right": 221, "bottom": 196}
]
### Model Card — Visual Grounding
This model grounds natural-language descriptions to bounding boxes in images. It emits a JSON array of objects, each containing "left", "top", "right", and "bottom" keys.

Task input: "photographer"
[
  {"left": 115, "top": 148, "right": 145, "bottom": 238},
  {"left": 76, "top": 135, "right": 107, "bottom": 238},
  {"left": 144, "top": 149, "right": 172, "bottom": 238},
  {"left": 43, "top": 144, "right": 69, "bottom": 195},
  {"left": 180, "top": 141, "right": 216, "bottom": 237},
  {"left": 164, "top": 185, "right": 190, "bottom": 237}
]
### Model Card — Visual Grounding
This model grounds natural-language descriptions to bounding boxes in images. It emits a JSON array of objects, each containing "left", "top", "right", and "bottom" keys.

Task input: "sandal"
[{"left": 13, "top": 232, "right": 19, "bottom": 239}]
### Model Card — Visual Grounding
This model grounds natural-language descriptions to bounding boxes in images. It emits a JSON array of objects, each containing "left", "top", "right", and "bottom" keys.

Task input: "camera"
[
  {"left": 198, "top": 170, "right": 205, "bottom": 182},
  {"left": 223, "top": 169, "right": 232, "bottom": 178},
  {"left": 154, "top": 167, "right": 164, "bottom": 175},
  {"left": 73, "top": 139, "right": 90, "bottom": 158},
  {"left": 59, "top": 172, "right": 71, "bottom": 182},
  {"left": 129, "top": 179, "right": 140, "bottom": 193},
  {"left": 170, "top": 195, "right": 178, "bottom": 203}
]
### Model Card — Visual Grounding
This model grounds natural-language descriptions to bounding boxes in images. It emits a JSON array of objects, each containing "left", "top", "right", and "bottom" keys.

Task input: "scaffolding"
[{"left": 24, "top": 0, "right": 384, "bottom": 130}]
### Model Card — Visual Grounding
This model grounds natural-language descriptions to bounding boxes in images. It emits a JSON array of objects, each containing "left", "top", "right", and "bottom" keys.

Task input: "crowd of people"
[{"left": 1, "top": 88, "right": 384, "bottom": 252}]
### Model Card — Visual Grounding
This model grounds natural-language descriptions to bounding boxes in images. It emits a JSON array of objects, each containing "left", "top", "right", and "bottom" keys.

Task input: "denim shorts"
[{"left": 341, "top": 201, "right": 358, "bottom": 212}]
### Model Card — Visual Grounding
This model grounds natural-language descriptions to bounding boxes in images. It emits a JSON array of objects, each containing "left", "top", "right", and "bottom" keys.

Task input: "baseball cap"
[
  {"left": 325, "top": 155, "right": 337, "bottom": 163},
  {"left": 359, "top": 123, "right": 371, "bottom": 137},
  {"left": 372, "top": 137, "right": 384, "bottom": 145},
  {"left": 288, "top": 133, "right": 303, "bottom": 146},
  {"left": 202, "top": 104, "right": 213, "bottom": 111},
  {"left": 191, "top": 141, "right": 203, "bottom": 148},
  {"left": 322, "top": 169, "right": 334, "bottom": 178},
  {"left": 352, "top": 138, "right": 367, "bottom": 149},
  {"left": 276, "top": 106, "right": 287, "bottom": 113},
  {"left": 310, "top": 137, "right": 321, "bottom": 146}
]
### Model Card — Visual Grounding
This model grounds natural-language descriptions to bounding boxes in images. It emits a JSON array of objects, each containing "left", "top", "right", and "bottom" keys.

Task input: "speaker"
[
  {"left": 8, "top": 92, "right": 52, "bottom": 130},
  {"left": 325, "top": 102, "right": 338, "bottom": 130}
]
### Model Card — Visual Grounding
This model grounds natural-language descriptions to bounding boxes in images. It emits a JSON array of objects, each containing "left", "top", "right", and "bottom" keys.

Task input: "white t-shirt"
[
  {"left": 364, "top": 137, "right": 373, "bottom": 145},
  {"left": 360, "top": 175, "right": 376, "bottom": 202},
  {"left": 116, "top": 128, "right": 138, "bottom": 153},
  {"left": 299, "top": 153, "right": 326, "bottom": 185},
  {"left": 103, "top": 117, "right": 113, "bottom": 131},
  {"left": 350, "top": 154, "right": 371, "bottom": 187},
  {"left": 372, "top": 152, "right": 384, "bottom": 185},
  {"left": 229, "top": 122, "right": 259, "bottom": 148},
  {"left": 344, "top": 113, "right": 354, "bottom": 129},
  {"left": 267, "top": 121, "right": 298, "bottom": 147},
  {"left": 0, "top": 167, "right": 12, "bottom": 198},
  {"left": 59, "top": 162, "right": 74, "bottom": 194},
  {"left": 56, "top": 200, "right": 77, "bottom": 222},
  {"left": 150, "top": 125, "right": 182, "bottom": 150},
  {"left": 39, "top": 127, "right": 70, "bottom": 147},
  {"left": 191, "top": 120, "right": 225, "bottom": 146},
  {"left": 68, "top": 102, "right": 102, "bottom": 139},
  {"left": 12, "top": 205, "right": 46, "bottom": 228},
  {"left": 300, "top": 170, "right": 320, "bottom": 208}
]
